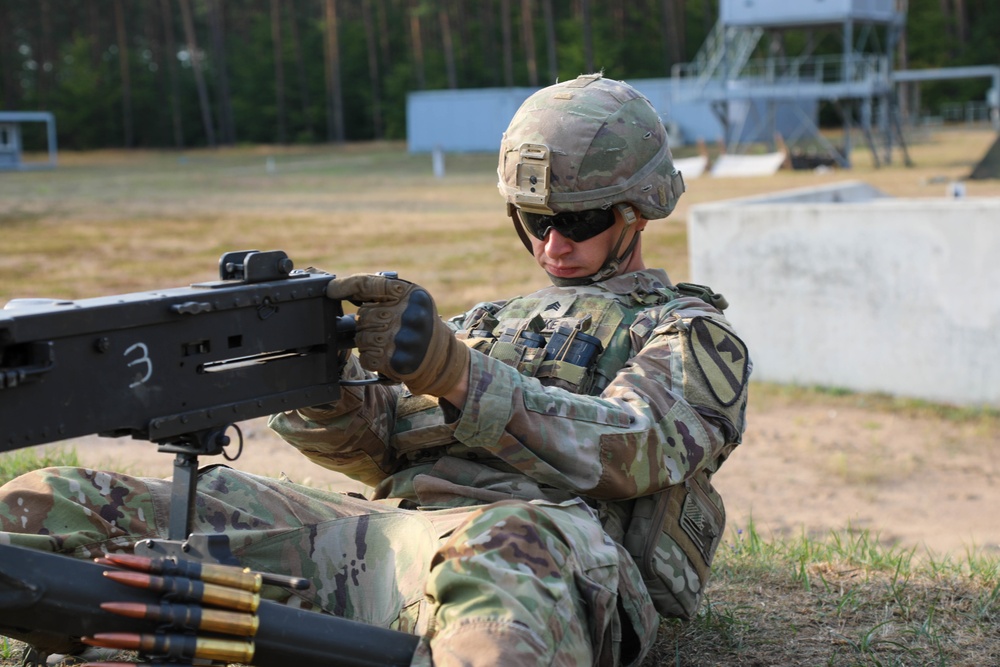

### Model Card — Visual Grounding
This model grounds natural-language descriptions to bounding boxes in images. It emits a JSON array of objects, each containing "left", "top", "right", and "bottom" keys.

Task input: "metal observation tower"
[{"left": 672, "top": 0, "right": 911, "bottom": 168}]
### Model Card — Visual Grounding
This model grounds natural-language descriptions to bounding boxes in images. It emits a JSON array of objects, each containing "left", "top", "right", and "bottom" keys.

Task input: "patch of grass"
[
  {"left": 0, "top": 448, "right": 80, "bottom": 486},
  {"left": 645, "top": 522, "right": 1000, "bottom": 667},
  {"left": 0, "top": 637, "right": 14, "bottom": 662},
  {"left": 751, "top": 381, "right": 1000, "bottom": 426}
]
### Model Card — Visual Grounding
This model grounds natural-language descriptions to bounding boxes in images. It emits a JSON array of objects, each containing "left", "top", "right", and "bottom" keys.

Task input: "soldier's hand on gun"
[{"left": 327, "top": 274, "right": 469, "bottom": 397}]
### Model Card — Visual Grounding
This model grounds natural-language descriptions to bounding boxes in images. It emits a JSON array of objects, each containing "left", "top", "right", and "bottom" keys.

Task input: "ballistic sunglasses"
[{"left": 518, "top": 208, "right": 617, "bottom": 243}]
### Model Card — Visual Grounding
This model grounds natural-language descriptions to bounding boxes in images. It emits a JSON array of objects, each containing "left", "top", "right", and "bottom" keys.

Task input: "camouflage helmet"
[{"left": 497, "top": 73, "right": 685, "bottom": 221}]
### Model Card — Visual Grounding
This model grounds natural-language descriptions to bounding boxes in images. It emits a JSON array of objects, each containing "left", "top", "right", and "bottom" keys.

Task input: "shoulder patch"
[{"left": 688, "top": 317, "right": 749, "bottom": 407}]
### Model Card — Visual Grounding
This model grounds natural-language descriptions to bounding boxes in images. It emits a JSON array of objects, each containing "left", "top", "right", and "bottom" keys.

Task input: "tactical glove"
[{"left": 326, "top": 274, "right": 470, "bottom": 397}]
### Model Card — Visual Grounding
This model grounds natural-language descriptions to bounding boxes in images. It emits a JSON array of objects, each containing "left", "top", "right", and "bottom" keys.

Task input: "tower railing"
[{"left": 673, "top": 20, "right": 763, "bottom": 90}]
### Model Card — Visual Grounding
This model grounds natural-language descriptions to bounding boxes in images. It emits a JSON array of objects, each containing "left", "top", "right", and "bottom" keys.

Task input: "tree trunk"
[
  {"left": 896, "top": 9, "right": 910, "bottom": 123},
  {"left": 142, "top": 0, "right": 163, "bottom": 145},
  {"left": 288, "top": 3, "right": 313, "bottom": 137},
  {"left": 178, "top": 0, "right": 217, "bottom": 147},
  {"left": 661, "top": 0, "right": 682, "bottom": 69},
  {"left": 159, "top": 0, "right": 184, "bottom": 148},
  {"left": 661, "top": 0, "right": 671, "bottom": 72},
  {"left": 938, "top": 0, "right": 955, "bottom": 50},
  {"left": 271, "top": 0, "right": 287, "bottom": 144},
  {"left": 323, "top": 0, "right": 345, "bottom": 142},
  {"left": 480, "top": 0, "right": 499, "bottom": 85},
  {"left": 408, "top": 1, "right": 426, "bottom": 89},
  {"left": 113, "top": 0, "right": 134, "bottom": 147},
  {"left": 208, "top": 0, "right": 235, "bottom": 144},
  {"left": 953, "top": 0, "right": 968, "bottom": 44},
  {"left": 362, "top": 0, "right": 384, "bottom": 137},
  {"left": 676, "top": 0, "right": 687, "bottom": 60},
  {"left": 38, "top": 0, "right": 54, "bottom": 108},
  {"left": 0, "top": 1, "right": 18, "bottom": 108},
  {"left": 322, "top": 0, "right": 332, "bottom": 137},
  {"left": 87, "top": 0, "right": 102, "bottom": 70},
  {"left": 376, "top": 0, "right": 391, "bottom": 72},
  {"left": 520, "top": 0, "right": 538, "bottom": 86},
  {"left": 453, "top": 0, "right": 468, "bottom": 84},
  {"left": 612, "top": 2, "right": 624, "bottom": 41},
  {"left": 500, "top": 0, "right": 513, "bottom": 86},
  {"left": 543, "top": 0, "right": 557, "bottom": 84},
  {"left": 440, "top": 4, "right": 458, "bottom": 89}
]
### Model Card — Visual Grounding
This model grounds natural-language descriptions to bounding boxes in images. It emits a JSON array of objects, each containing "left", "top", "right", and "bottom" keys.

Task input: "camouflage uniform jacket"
[{"left": 269, "top": 268, "right": 750, "bottom": 646}]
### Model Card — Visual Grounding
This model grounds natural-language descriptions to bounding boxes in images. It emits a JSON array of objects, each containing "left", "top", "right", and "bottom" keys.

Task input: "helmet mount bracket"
[{"left": 513, "top": 143, "right": 554, "bottom": 215}]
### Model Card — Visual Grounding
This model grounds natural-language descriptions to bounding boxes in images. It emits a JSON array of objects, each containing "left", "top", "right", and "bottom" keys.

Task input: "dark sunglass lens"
[
  {"left": 520, "top": 209, "right": 615, "bottom": 242},
  {"left": 562, "top": 209, "right": 615, "bottom": 241},
  {"left": 520, "top": 212, "right": 550, "bottom": 239}
]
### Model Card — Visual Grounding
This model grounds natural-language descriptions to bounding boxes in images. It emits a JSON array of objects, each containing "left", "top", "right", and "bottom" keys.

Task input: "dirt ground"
[
  {"left": 37, "top": 388, "right": 999, "bottom": 560},
  {"left": 721, "top": 394, "right": 1000, "bottom": 557}
]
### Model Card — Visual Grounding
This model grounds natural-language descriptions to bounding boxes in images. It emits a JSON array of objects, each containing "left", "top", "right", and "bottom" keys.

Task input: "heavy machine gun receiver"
[{"left": 0, "top": 249, "right": 355, "bottom": 542}]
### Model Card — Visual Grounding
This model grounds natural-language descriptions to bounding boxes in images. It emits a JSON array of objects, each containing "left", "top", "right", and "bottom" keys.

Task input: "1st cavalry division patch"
[{"left": 688, "top": 317, "right": 749, "bottom": 407}]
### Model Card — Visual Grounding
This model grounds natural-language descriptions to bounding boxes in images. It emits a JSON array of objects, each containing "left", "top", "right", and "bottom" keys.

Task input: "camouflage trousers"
[{"left": 0, "top": 465, "right": 653, "bottom": 666}]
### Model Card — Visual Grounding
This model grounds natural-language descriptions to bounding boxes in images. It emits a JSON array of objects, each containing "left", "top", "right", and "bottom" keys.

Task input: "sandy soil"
[
  {"left": 720, "top": 397, "right": 1000, "bottom": 557},
  {"left": 33, "top": 393, "right": 999, "bottom": 559}
]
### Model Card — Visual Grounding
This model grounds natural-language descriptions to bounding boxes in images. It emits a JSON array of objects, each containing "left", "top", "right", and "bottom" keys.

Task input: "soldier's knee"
[{"left": 0, "top": 466, "right": 160, "bottom": 551}]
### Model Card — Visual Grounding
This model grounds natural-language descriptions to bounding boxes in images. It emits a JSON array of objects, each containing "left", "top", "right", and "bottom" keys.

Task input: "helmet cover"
[{"left": 498, "top": 73, "right": 685, "bottom": 221}]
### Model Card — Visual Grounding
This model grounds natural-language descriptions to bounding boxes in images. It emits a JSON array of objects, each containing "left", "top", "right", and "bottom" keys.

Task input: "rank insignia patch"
[{"left": 689, "top": 317, "right": 749, "bottom": 407}]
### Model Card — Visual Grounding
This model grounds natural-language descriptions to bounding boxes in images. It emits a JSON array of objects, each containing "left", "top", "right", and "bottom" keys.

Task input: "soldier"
[{"left": 0, "top": 74, "right": 750, "bottom": 666}]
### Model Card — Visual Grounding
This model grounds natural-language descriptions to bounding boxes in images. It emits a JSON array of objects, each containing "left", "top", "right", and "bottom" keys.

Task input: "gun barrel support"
[
  {"left": 172, "top": 451, "right": 199, "bottom": 542},
  {"left": 158, "top": 427, "right": 232, "bottom": 541}
]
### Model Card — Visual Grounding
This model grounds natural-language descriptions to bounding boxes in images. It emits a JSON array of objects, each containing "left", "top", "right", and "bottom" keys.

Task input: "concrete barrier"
[{"left": 687, "top": 181, "right": 1000, "bottom": 407}]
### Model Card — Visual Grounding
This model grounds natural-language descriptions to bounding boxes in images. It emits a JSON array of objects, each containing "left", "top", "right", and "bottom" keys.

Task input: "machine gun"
[
  {"left": 0, "top": 249, "right": 353, "bottom": 543},
  {"left": 0, "top": 250, "right": 419, "bottom": 666}
]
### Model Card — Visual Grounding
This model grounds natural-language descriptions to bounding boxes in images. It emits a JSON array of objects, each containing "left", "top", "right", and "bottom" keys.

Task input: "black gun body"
[{"left": 0, "top": 270, "right": 343, "bottom": 451}]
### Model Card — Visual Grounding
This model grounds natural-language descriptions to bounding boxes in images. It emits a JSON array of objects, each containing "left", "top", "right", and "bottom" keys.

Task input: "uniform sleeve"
[
  {"left": 267, "top": 356, "right": 403, "bottom": 488},
  {"left": 267, "top": 303, "right": 498, "bottom": 488},
  {"left": 451, "top": 300, "right": 750, "bottom": 500}
]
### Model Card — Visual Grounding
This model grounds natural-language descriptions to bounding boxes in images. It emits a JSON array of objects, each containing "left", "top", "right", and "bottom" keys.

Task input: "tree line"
[{"left": 0, "top": 0, "right": 996, "bottom": 151}]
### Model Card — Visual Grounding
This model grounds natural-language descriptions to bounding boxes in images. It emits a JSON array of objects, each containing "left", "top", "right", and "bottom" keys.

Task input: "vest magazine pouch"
[
  {"left": 536, "top": 326, "right": 604, "bottom": 393},
  {"left": 543, "top": 326, "right": 603, "bottom": 366},
  {"left": 623, "top": 472, "right": 726, "bottom": 620}
]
